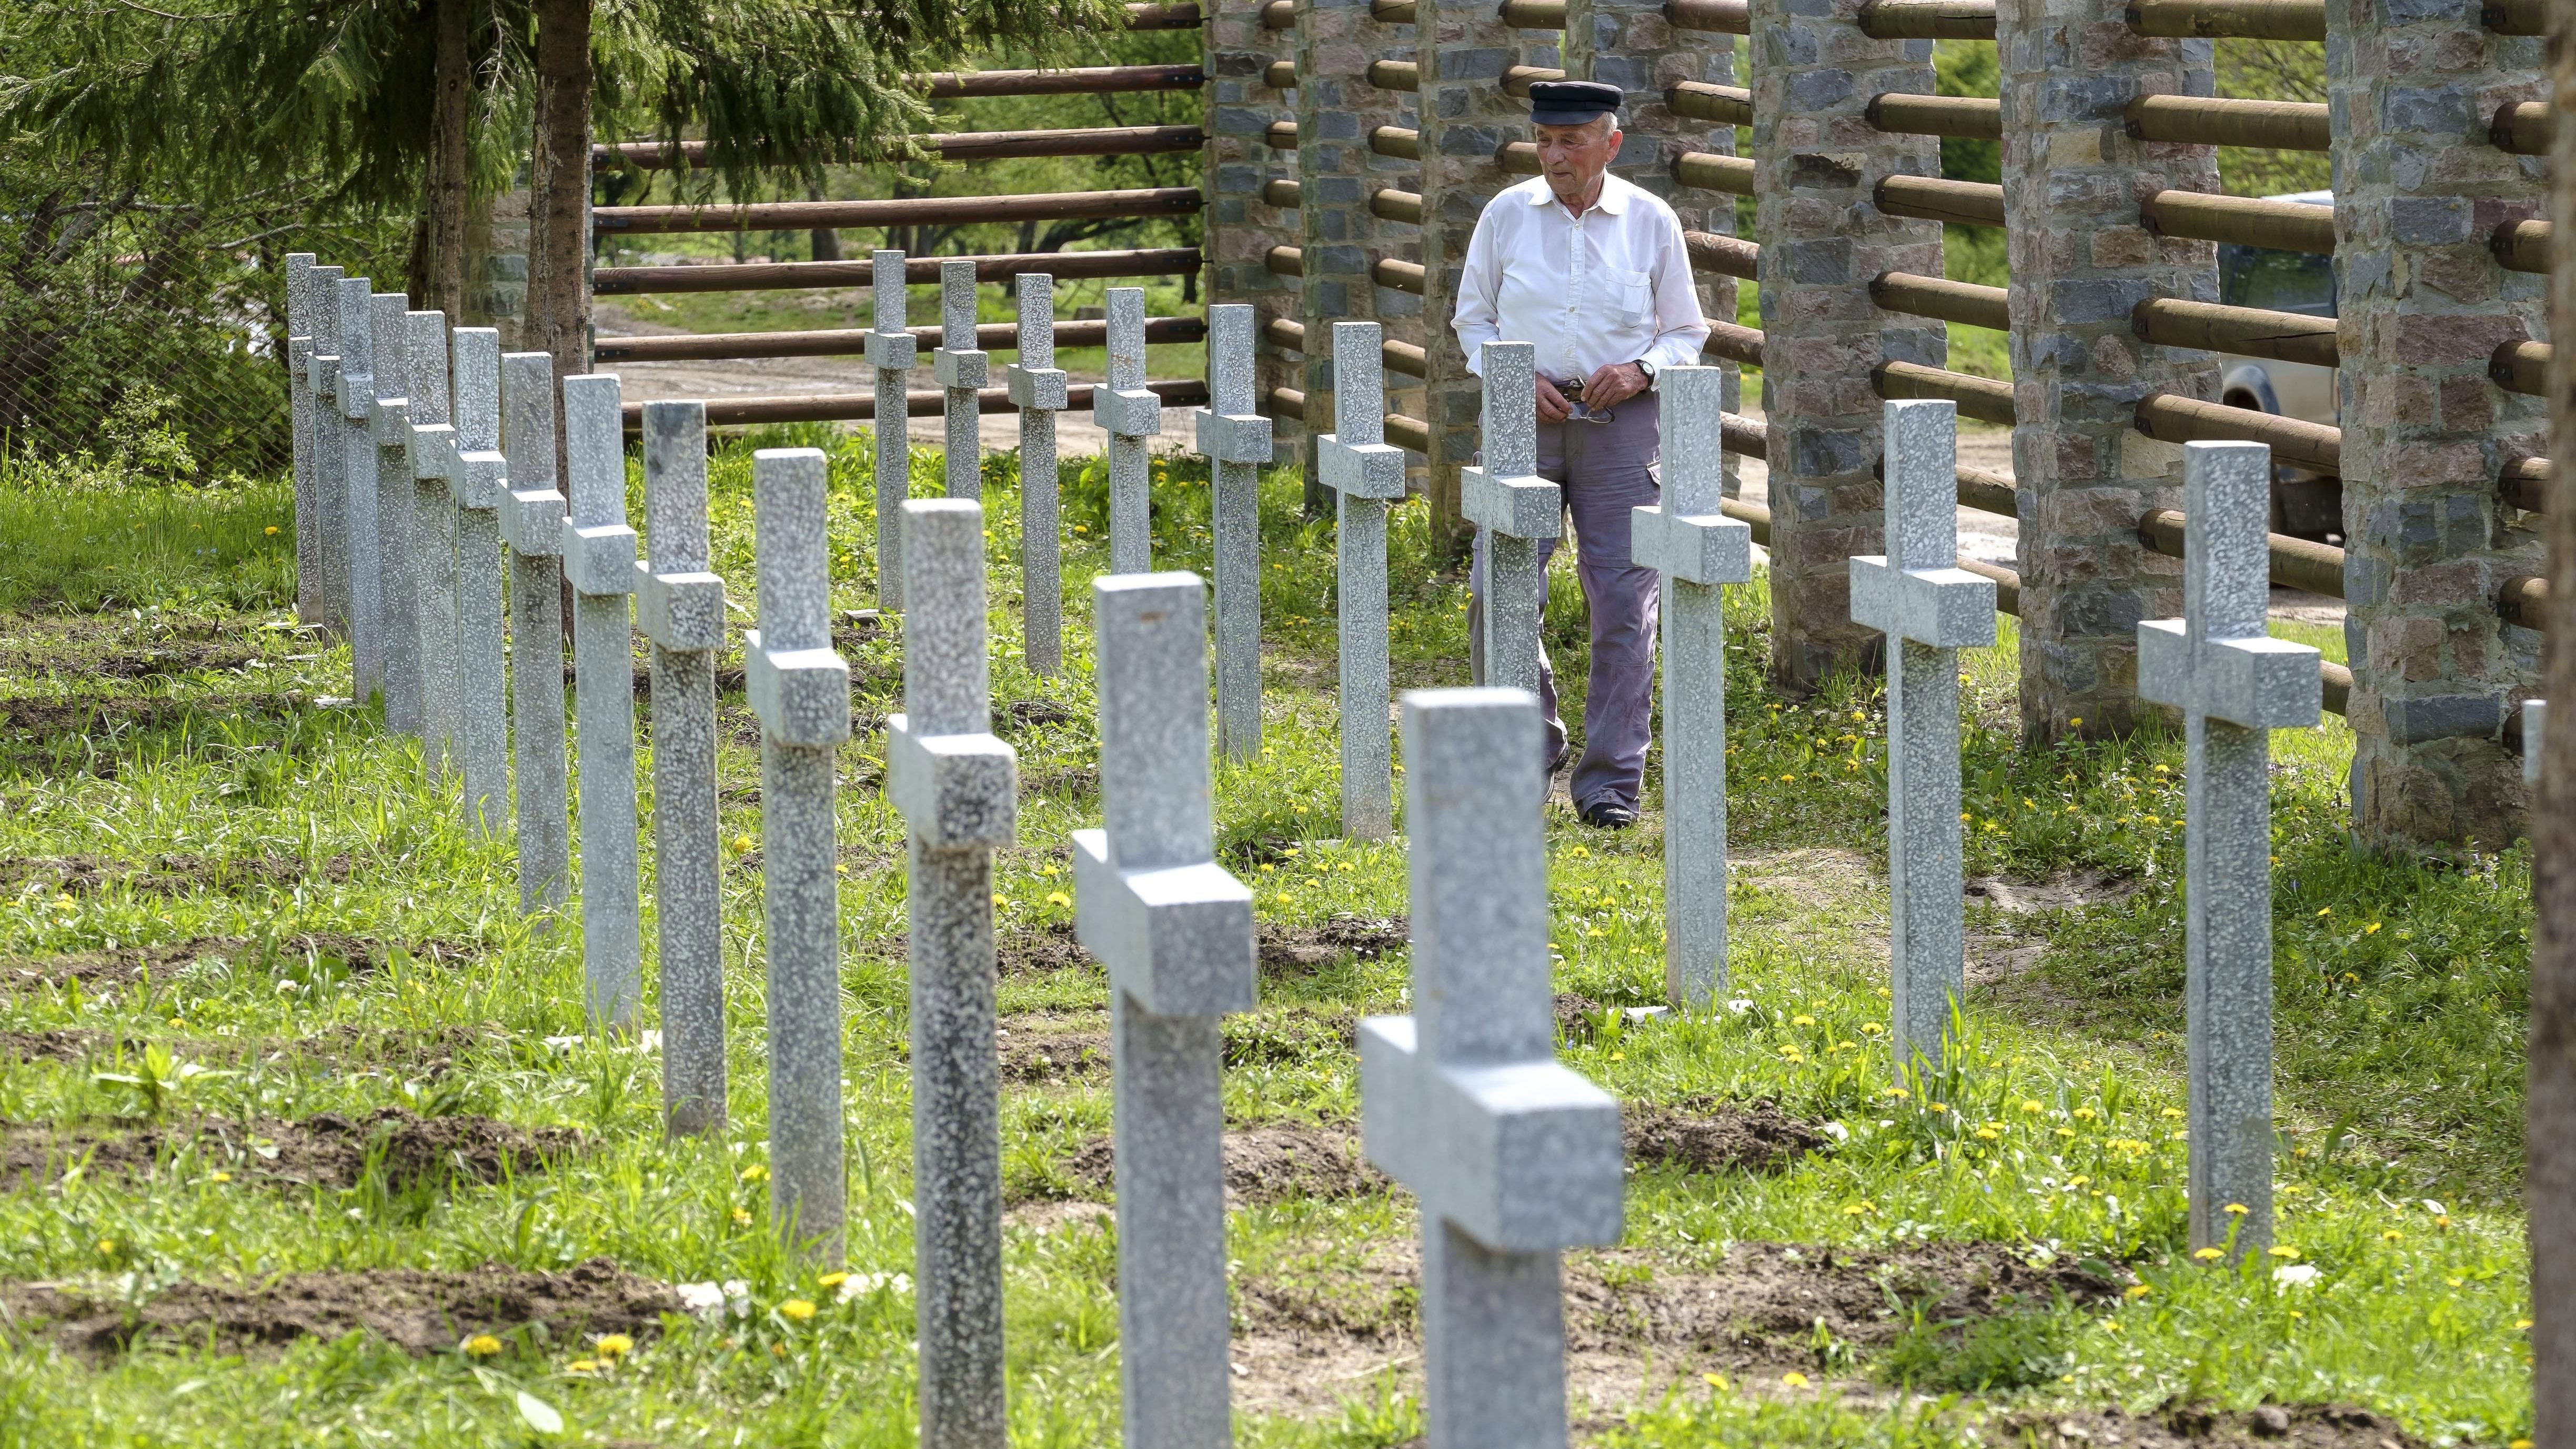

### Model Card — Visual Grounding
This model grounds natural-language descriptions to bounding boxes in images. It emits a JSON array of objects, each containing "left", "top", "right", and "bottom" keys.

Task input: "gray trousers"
[{"left": 1468, "top": 392, "right": 1663, "bottom": 813}]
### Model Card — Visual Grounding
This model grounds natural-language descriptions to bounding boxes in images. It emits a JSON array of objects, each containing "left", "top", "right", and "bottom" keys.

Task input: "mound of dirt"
[
  {"left": 0, "top": 853, "right": 354, "bottom": 897},
  {"left": 1222, "top": 1009, "right": 1356, "bottom": 1069},
  {"left": 997, "top": 1013, "right": 1111, "bottom": 1083},
  {"left": 1, "top": 1109, "right": 581, "bottom": 1189},
  {"left": 1256, "top": 917, "right": 1407, "bottom": 975},
  {"left": 2001, "top": 1403, "right": 2418, "bottom": 1448},
  {"left": 1623, "top": 1099, "right": 1833, "bottom": 1175},
  {"left": 4, "top": 1257, "right": 677, "bottom": 1358},
  {"left": 0, "top": 693, "right": 305, "bottom": 737},
  {"left": 1062, "top": 1123, "right": 1385, "bottom": 1205},
  {"left": 1, "top": 933, "right": 477, "bottom": 995},
  {"left": 858, "top": 922, "right": 1096, "bottom": 977},
  {"left": 0, "top": 1029, "right": 106, "bottom": 1063}
]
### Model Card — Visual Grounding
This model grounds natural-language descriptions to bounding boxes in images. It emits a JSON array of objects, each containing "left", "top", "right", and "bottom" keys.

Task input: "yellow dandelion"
[
  {"left": 1882, "top": 1085, "right": 1909, "bottom": 1099},
  {"left": 265, "top": 525, "right": 280, "bottom": 536},
  {"left": 2193, "top": 1247, "right": 2225, "bottom": 1262},
  {"left": 2124, "top": 1284, "right": 2152, "bottom": 1300},
  {"left": 464, "top": 1334, "right": 504, "bottom": 1357},
  {"left": 595, "top": 1333, "right": 634, "bottom": 1359},
  {"left": 2224, "top": 1203, "right": 2250, "bottom": 1216},
  {"left": 2161, "top": 1107, "right": 2185, "bottom": 1119},
  {"left": 731, "top": 1206, "right": 752, "bottom": 1225},
  {"left": 1046, "top": 890, "right": 1071, "bottom": 907},
  {"left": 780, "top": 1299, "right": 818, "bottom": 1322},
  {"left": 96, "top": 1239, "right": 114, "bottom": 1254},
  {"left": 2382, "top": 1230, "right": 2402, "bottom": 1241},
  {"left": 2020, "top": 1100, "right": 2044, "bottom": 1113},
  {"left": 819, "top": 1272, "right": 850, "bottom": 1289},
  {"left": 741, "top": 1164, "right": 769, "bottom": 1182},
  {"left": 2316, "top": 907, "right": 2331, "bottom": 918},
  {"left": 1703, "top": 1371, "right": 1728, "bottom": 1388},
  {"left": 567, "top": 1359, "right": 600, "bottom": 1374},
  {"left": 209, "top": 1171, "right": 232, "bottom": 1183},
  {"left": 1792, "top": 1014, "right": 1815, "bottom": 1026},
  {"left": 1782, "top": 1371, "right": 1810, "bottom": 1387},
  {"left": 2267, "top": 1246, "right": 2300, "bottom": 1260}
]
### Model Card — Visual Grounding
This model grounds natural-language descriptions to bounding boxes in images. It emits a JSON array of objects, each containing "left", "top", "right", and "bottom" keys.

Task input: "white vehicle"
[{"left": 2215, "top": 189, "right": 2340, "bottom": 540}]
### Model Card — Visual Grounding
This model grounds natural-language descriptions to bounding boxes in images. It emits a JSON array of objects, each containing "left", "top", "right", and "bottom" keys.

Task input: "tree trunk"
[
  {"left": 526, "top": 0, "right": 593, "bottom": 395},
  {"left": 2534, "top": 6, "right": 2576, "bottom": 1445},
  {"left": 809, "top": 179, "right": 841, "bottom": 262},
  {"left": 424, "top": 0, "right": 472, "bottom": 318}
]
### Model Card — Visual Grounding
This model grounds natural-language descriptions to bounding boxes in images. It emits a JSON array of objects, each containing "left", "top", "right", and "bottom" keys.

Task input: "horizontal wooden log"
[
  {"left": 1367, "top": 59, "right": 1418, "bottom": 91},
  {"left": 2139, "top": 507, "right": 2346, "bottom": 598},
  {"left": 1955, "top": 465, "right": 2019, "bottom": 518},
  {"left": 2141, "top": 189, "right": 2335, "bottom": 255},
  {"left": 1717, "top": 412, "right": 1768, "bottom": 459},
  {"left": 2125, "top": 0, "right": 2323, "bottom": 37},
  {"left": 2484, "top": 0, "right": 2543, "bottom": 33},
  {"left": 2501, "top": 455, "right": 2553, "bottom": 512},
  {"left": 1371, "top": 125, "right": 1422, "bottom": 160},
  {"left": 2125, "top": 95, "right": 2328, "bottom": 150},
  {"left": 1263, "top": 178, "right": 1301, "bottom": 208},
  {"left": 1704, "top": 319, "right": 1765, "bottom": 367},
  {"left": 593, "top": 247, "right": 1201, "bottom": 296},
  {"left": 2493, "top": 100, "right": 2549, "bottom": 156},
  {"left": 1375, "top": 257, "right": 1426, "bottom": 294},
  {"left": 1667, "top": 0, "right": 1752, "bottom": 32},
  {"left": 1265, "top": 245, "right": 1303, "bottom": 279},
  {"left": 1873, "top": 360, "right": 2018, "bottom": 424},
  {"left": 1867, "top": 93, "right": 2001, "bottom": 139},
  {"left": 1371, "top": 0, "right": 1416, "bottom": 18},
  {"left": 1668, "top": 82, "right": 1753, "bottom": 125},
  {"left": 1507, "top": 65, "right": 1568, "bottom": 97},
  {"left": 2493, "top": 338, "right": 2550, "bottom": 396},
  {"left": 2502, "top": 573, "right": 2548, "bottom": 630},
  {"left": 595, "top": 315, "right": 1206, "bottom": 365},
  {"left": 1876, "top": 175, "right": 2007, "bottom": 227},
  {"left": 1674, "top": 151, "right": 1757, "bottom": 194},
  {"left": 918, "top": 64, "right": 1204, "bottom": 97},
  {"left": 2131, "top": 297, "right": 2337, "bottom": 367},
  {"left": 1373, "top": 188, "right": 1424, "bottom": 225},
  {"left": 1858, "top": 0, "right": 1998, "bottom": 37},
  {"left": 2494, "top": 218, "right": 2549, "bottom": 273},
  {"left": 593, "top": 126, "right": 1203, "bottom": 171},
  {"left": 2134, "top": 391, "right": 2340, "bottom": 473},
  {"left": 1686, "top": 229, "right": 1761, "bottom": 279},
  {"left": 1870, "top": 271, "right": 2009, "bottom": 330},
  {"left": 1262, "top": 317, "right": 1430, "bottom": 378},
  {"left": 1125, "top": 3, "right": 1204, "bottom": 27},
  {"left": 617, "top": 378, "right": 1210, "bottom": 429},
  {"left": 594, "top": 187, "right": 1201, "bottom": 236},
  {"left": 1500, "top": 142, "right": 1545, "bottom": 175},
  {"left": 1266, "top": 60, "right": 1296, "bottom": 88},
  {"left": 1501, "top": 0, "right": 1568, "bottom": 25},
  {"left": 1263, "top": 386, "right": 1432, "bottom": 453},
  {"left": 1721, "top": 494, "right": 2027, "bottom": 616},
  {"left": 1262, "top": 0, "right": 1294, "bottom": 25},
  {"left": 1266, "top": 120, "right": 1297, "bottom": 150}
]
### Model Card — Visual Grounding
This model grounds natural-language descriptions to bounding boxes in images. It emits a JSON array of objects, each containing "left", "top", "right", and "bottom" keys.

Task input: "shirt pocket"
[{"left": 1600, "top": 264, "right": 1654, "bottom": 326}]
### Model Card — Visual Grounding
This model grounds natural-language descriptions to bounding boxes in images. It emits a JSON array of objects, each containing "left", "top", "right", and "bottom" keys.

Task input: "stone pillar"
[
  {"left": 1999, "top": 0, "right": 2216, "bottom": 743},
  {"left": 1421, "top": 0, "right": 1552, "bottom": 565},
  {"left": 563, "top": 373, "right": 642, "bottom": 1034},
  {"left": 1206, "top": 0, "right": 1299, "bottom": 447},
  {"left": 1749, "top": 0, "right": 1942, "bottom": 691},
  {"left": 2328, "top": 0, "right": 2546, "bottom": 848},
  {"left": 500, "top": 351, "right": 572, "bottom": 915}
]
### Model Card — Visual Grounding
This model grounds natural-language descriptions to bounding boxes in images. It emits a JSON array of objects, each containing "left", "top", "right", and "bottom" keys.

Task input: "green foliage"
[{"left": 1880, "top": 1305, "right": 2079, "bottom": 1393}]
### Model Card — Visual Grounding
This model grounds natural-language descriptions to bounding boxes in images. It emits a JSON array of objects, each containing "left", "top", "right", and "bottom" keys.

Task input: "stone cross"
[
  {"left": 1359, "top": 688, "right": 1624, "bottom": 1449},
  {"left": 405, "top": 311, "right": 463, "bottom": 784},
  {"left": 335, "top": 274, "right": 386, "bottom": 702},
  {"left": 500, "top": 352, "right": 572, "bottom": 914},
  {"left": 748, "top": 448, "right": 853, "bottom": 1264},
  {"left": 638, "top": 400, "right": 728, "bottom": 1135},
  {"left": 305, "top": 264, "right": 350, "bottom": 636},
  {"left": 2526, "top": 700, "right": 2545, "bottom": 788},
  {"left": 1192, "top": 304, "right": 1272, "bottom": 760},
  {"left": 285, "top": 254, "right": 319, "bottom": 626},
  {"left": 1007, "top": 273, "right": 1068, "bottom": 675},
  {"left": 449, "top": 328, "right": 512, "bottom": 838},
  {"left": 1460, "top": 343, "right": 1561, "bottom": 701},
  {"left": 1073, "top": 572, "right": 1256, "bottom": 1449},
  {"left": 2138, "top": 439, "right": 2319, "bottom": 1260},
  {"left": 1629, "top": 366, "right": 1755, "bottom": 1008},
  {"left": 887, "top": 499, "right": 1018, "bottom": 1447},
  {"left": 1093, "top": 286, "right": 1163, "bottom": 575},
  {"left": 1316, "top": 321, "right": 1408, "bottom": 841},
  {"left": 564, "top": 373, "right": 642, "bottom": 1034},
  {"left": 1851, "top": 400, "right": 1994, "bottom": 1072},
  {"left": 371, "top": 291, "right": 426, "bottom": 736},
  {"left": 867, "top": 249, "right": 918, "bottom": 610},
  {"left": 935, "top": 259, "right": 989, "bottom": 502}
]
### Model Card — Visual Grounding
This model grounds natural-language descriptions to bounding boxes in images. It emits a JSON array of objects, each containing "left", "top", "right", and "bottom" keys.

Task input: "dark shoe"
[{"left": 1579, "top": 800, "right": 1637, "bottom": 830}]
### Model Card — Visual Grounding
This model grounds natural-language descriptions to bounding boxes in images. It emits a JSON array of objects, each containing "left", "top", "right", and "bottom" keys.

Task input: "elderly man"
[{"left": 1456, "top": 79, "right": 1709, "bottom": 829}]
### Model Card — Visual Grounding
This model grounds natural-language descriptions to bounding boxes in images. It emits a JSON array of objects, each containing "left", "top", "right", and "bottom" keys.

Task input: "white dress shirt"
[{"left": 1452, "top": 172, "right": 1709, "bottom": 385}]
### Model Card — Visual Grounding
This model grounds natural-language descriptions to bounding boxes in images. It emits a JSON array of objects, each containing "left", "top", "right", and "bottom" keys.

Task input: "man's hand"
[
  {"left": 1535, "top": 375, "right": 1574, "bottom": 425},
  {"left": 1583, "top": 360, "right": 1651, "bottom": 409}
]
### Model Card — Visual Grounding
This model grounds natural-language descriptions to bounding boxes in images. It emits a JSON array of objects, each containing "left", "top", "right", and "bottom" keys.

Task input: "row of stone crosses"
[{"left": 281, "top": 246, "right": 2317, "bottom": 1446}]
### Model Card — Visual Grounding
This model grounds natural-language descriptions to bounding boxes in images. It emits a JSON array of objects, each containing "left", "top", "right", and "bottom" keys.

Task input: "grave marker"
[
  {"left": 1460, "top": 343, "right": 1561, "bottom": 702},
  {"left": 748, "top": 448, "right": 853, "bottom": 1263},
  {"left": 405, "top": 311, "right": 462, "bottom": 783},
  {"left": 1093, "top": 286, "right": 1163, "bottom": 575},
  {"left": 2138, "top": 439, "right": 2320, "bottom": 1260},
  {"left": 286, "top": 254, "right": 319, "bottom": 625},
  {"left": 564, "top": 373, "right": 642, "bottom": 1034},
  {"left": 500, "top": 352, "right": 572, "bottom": 914},
  {"left": 1073, "top": 572, "right": 1255, "bottom": 1449},
  {"left": 305, "top": 265, "right": 350, "bottom": 635},
  {"left": 638, "top": 400, "right": 728, "bottom": 1134},
  {"left": 335, "top": 275, "right": 386, "bottom": 701},
  {"left": 1359, "top": 688, "right": 1624, "bottom": 1449},
  {"left": 867, "top": 249, "right": 918, "bottom": 610},
  {"left": 935, "top": 259, "right": 988, "bottom": 502},
  {"left": 1628, "top": 366, "right": 1755, "bottom": 1007},
  {"left": 371, "top": 291, "right": 426, "bottom": 736},
  {"left": 1007, "top": 274, "right": 1069, "bottom": 675},
  {"left": 1850, "top": 399, "right": 1993, "bottom": 1071},
  {"left": 450, "top": 329, "right": 512, "bottom": 837},
  {"left": 887, "top": 499, "right": 1018, "bottom": 1446},
  {"left": 1193, "top": 304, "right": 1272, "bottom": 760},
  {"left": 1316, "top": 321, "right": 1408, "bottom": 841},
  {"left": 2527, "top": 700, "right": 2545, "bottom": 788}
]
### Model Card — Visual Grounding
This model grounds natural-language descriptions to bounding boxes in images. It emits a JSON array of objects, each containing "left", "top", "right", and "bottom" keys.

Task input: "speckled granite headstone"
[
  {"left": 371, "top": 291, "right": 425, "bottom": 735},
  {"left": 1092, "top": 286, "right": 1163, "bottom": 575},
  {"left": 564, "top": 373, "right": 641, "bottom": 1033},
  {"left": 1191, "top": 304, "right": 1272, "bottom": 761},
  {"left": 404, "top": 311, "right": 461, "bottom": 786},
  {"left": 934, "top": 259, "right": 989, "bottom": 502},
  {"left": 866, "top": 250, "right": 918, "bottom": 611},
  {"left": 500, "top": 351, "right": 571, "bottom": 915},
  {"left": 306, "top": 265, "right": 350, "bottom": 635},
  {"left": 1458, "top": 342, "right": 1559, "bottom": 703},
  {"left": 335, "top": 275, "right": 385, "bottom": 703},
  {"left": 449, "top": 327, "right": 511, "bottom": 839},
  {"left": 1006, "top": 273, "right": 1069, "bottom": 675},
  {"left": 285, "top": 254, "right": 319, "bottom": 624},
  {"left": 1316, "top": 321, "right": 1407, "bottom": 841}
]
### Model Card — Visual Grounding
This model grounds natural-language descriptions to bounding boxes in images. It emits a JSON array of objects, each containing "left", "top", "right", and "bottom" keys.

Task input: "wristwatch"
[{"left": 1634, "top": 358, "right": 1658, "bottom": 387}]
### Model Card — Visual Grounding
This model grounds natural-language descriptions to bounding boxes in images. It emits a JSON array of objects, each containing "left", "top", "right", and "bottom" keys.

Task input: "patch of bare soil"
[
  {"left": 1731, "top": 847, "right": 1879, "bottom": 914},
  {"left": 1624, "top": 1099, "right": 1833, "bottom": 1175},
  {"left": 1965, "top": 872, "right": 2136, "bottom": 914},
  {"left": 997, "top": 1012, "right": 1111, "bottom": 1084},
  {"left": 1019, "top": 765, "right": 1098, "bottom": 800},
  {"left": 858, "top": 922, "right": 1096, "bottom": 977},
  {"left": 0, "top": 852, "right": 355, "bottom": 898},
  {"left": 1999, "top": 1404, "right": 2419, "bottom": 1448},
  {"left": 0, "top": 693, "right": 306, "bottom": 736},
  {"left": 1257, "top": 917, "right": 1407, "bottom": 977},
  {"left": 2, "top": 1257, "right": 676, "bottom": 1359},
  {"left": 1, "top": 932, "right": 471, "bottom": 994},
  {"left": 0, "top": 1029, "right": 104, "bottom": 1063},
  {"left": 0, "top": 1108, "right": 581, "bottom": 1189},
  {"left": 1555, "top": 991, "right": 1606, "bottom": 1042},
  {"left": 1062, "top": 1123, "right": 1385, "bottom": 1206}
]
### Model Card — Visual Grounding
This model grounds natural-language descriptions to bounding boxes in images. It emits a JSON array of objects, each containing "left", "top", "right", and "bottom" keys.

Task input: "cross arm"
[
  {"left": 889, "top": 711, "right": 1017, "bottom": 848},
  {"left": 636, "top": 564, "right": 725, "bottom": 650},
  {"left": 501, "top": 486, "right": 567, "bottom": 558},
  {"left": 747, "top": 627, "right": 852, "bottom": 747},
  {"left": 1459, "top": 465, "right": 1561, "bottom": 540},
  {"left": 1007, "top": 363, "right": 1069, "bottom": 411},
  {"left": 2137, "top": 619, "right": 2320, "bottom": 729},
  {"left": 865, "top": 331, "right": 918, "bottom": 370},
  {"left": 1072, "top": 828, "right": 1254, "bottom": 1016},
  {"left": 934, "top": 346, "right": 990, "bottom": 389},
  {"left": 1319, "top": 434, "right": 1406, "bottom": 501},
  {"left": 1093, "top": 387, "right": 1164, "bottom": 439},
  {"left": 565, "top": 520, "right": 639, "bottom": 597},
  {"left": 1850, "top": 557, "right": 1998, "bottom": 649},
  {"left": 1194, "top": 408, "right": 1273, "bottom": 466},
  {"left": 1631, "top": 506, "right": 1753, "bottom": 587}
]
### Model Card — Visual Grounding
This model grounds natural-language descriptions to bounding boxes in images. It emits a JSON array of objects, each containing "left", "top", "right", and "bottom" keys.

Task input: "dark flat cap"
[{"left": 1528, "top": 79, "right": 1622, "bottom": 126}]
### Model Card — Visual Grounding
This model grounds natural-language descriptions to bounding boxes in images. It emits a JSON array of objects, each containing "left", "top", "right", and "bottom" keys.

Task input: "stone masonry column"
[
  {"left": 1749, "top": 0, "right": 1943, "bottom": 691},
  {"left": 2000, "top": 0, "right": 2218, "bottom": 743},
  {"left": 2328, "top": 0, "right": 2545, "bottom": 848},
  {"left": 1296, "top": 0, "right": 1420, "bottom": 493},
  {"left": 1422, "top": 0, "right": 1557, "bottom": 566},
  {"left": 1209, "top": 0, "right": 1300, "bottom": 451}
]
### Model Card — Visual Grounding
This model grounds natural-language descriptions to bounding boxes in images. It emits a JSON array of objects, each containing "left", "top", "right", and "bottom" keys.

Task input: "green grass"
[{"left": 0, "top": 442, "right": 2533, "bottom": 1446}]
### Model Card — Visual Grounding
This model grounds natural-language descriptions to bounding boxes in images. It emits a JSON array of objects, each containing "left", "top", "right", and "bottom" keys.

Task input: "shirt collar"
[{"left": 1525, "top": 172, "right": 1633, "bottom": 216}]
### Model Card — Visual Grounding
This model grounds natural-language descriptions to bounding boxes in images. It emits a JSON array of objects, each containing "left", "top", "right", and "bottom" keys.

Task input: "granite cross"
[
  {"left": 748, "top": 448, "right": 853, "bottom": 1264},
  {"left": 2525, "top": 700, "right": 2545, "bottom": 788},
  {"left": 448, "top": 328, "right": 512, "bottom": 839},
  {"left": 371, "top": 291, "right": 426, "bottom": 736},
  {"left": 499, "top": 351, "right": 572, "bottom": 914},
  {"left": 285, "top": 254, "right": 319, "bottom": 625},
  {"left": 1316, "top": 321, "right": 1409, "bottom": 841},
  {"left": 404, "top": 310, "right": 462, "bottom": 785},
  {"left": 2138, "top": 439, "right": 2320, "bottom": 1260},
  {"left": 334, "top": 274, "right": 386, "bottom": 702},
  {"left": 1850, "top": 399, "right": 1993, "bottom": 1072},
  {"left": 1192, "top": 304, "right": 1272, "bottom": 760},
  {"left": 1460, "top": 343, "right": 1561, "bottom": 702},
  {"left": 867, "top": 249, "right": 918, "bottom": 610},
  {"left": 564, "top": 373, "right": 643, "bottom": 1033},
  {"left": 1007, "top": 273, "right": 1069, "bottom": 675},
  {"left": 638, "top": 400, "right": 728, "bottom": 1134},
  {"left": 304, "top": 265, "right": 351, "bottom": 636},
  {"left": 1359, "top": 687, "right": 1624, "bottom": 1449},
  {"left": 1073, "top": 572, "right": 1256, "bottom": 1449},
  {"left": 1628, "top": 366, "right": 1754, "bottom": 1007},
  {"left": 1093, "top": 286, "right": 1163, "bottom": 575},
  {"left": 887, "top": 498, "right": 1019, "bottom": 1447},
  {"left": 935, "top": 259, "right": 989, "bottom": 502}
]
